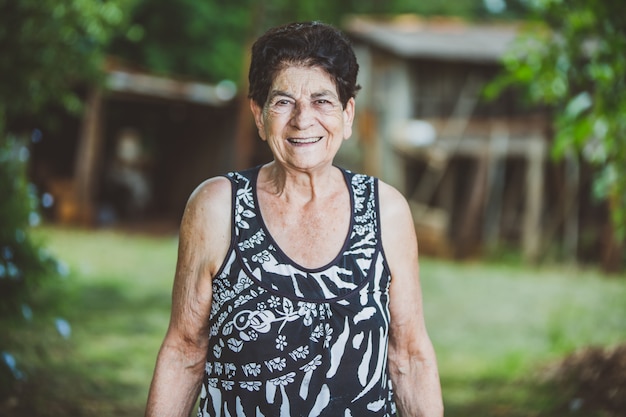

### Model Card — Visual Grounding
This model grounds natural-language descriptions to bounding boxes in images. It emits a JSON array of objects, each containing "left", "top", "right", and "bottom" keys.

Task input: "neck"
[{"left": 260, "top": 162, "right": 340, "bottom": 203}]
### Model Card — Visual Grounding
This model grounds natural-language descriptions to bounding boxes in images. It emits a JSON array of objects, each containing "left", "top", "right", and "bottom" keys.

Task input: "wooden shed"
[
  {"left": 343, "top": 15, "right": 557, "bottom": 261},
  {"left": 32, "top": 59, "right": 240, "bottom": 229}
]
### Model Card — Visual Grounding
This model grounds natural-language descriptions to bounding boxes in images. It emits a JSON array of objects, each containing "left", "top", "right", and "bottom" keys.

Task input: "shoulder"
[
  {"left": 377, "top": 180, "right": 417, "bottom": 253},
  {"left": 183, "top": 176, "right": 232, "bottom": 226},
  {"left": 377, "top": 180, "right": 412, "bottom": 224},
  {"left": 179, "top": 176, "right": 232, "bottom": 275}
]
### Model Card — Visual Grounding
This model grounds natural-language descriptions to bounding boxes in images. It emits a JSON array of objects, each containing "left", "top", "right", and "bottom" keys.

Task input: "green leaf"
[{"left": 565, "top": 92, "right": 592, "bottom": 118}]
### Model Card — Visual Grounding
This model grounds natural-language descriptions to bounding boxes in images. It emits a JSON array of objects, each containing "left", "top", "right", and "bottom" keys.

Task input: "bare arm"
[
  {"left": 145, "top": 177, "right": 232, "bottom": 417},
  {"left": 380, "top": 182, "right": 443, "bottom": 417}
]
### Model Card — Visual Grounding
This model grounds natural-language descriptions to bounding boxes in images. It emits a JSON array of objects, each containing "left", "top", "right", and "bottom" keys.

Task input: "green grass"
[
  {"left": 2, "top": 227, "right": 177, "bottom": 416},
  {"left": 420, "top": 259, "right": 626, "bottom": 415},
  {"left": 3, "top": 226, "right": 625, "bottom": 416}
]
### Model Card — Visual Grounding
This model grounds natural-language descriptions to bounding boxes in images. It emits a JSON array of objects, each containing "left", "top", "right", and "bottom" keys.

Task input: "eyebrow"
[
  {"left": 267, "top": 90, "right": 294, "bottom": 101},
  {"left": 311, "top": 90, "right": 338, "bottom": 100},
  {"left": 267, "top": 89, "right": 338, "bottom": 101}
]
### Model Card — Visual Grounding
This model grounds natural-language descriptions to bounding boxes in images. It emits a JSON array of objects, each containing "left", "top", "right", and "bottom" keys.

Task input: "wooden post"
[
  {"left": 232, "top": 38, "right": 256, "bottom": 171},
  {"left": 457, "top": 154, "right": 489, "bottom": 258},
  {"left": 74, "top": 88, "right": 104, "bottom": 225},
  {"left": 602, "top": 194, "right": 625, "bottom": 273},
  {"left": 381, "top": 59, "right": 412, "bottom": 191},
  {"left": 563, "top": 152, "right": 580, "bottom": 263},
  {"left": 522, "top": 137, "right": 546, "bottom": 263},
  {"left": 483, "top": 122, "right": 509, "bottom": 249}
]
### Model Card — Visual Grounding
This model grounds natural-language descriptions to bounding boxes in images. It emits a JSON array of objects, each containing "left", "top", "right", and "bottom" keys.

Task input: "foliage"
[
  {"left": 0, "top": 138, "right": 54, "bottom": 314},
  {"left": 107, "top": 0, "right": 529, "bottom": 85},
  {"left": 107, "top": 0, "right": 359, "bottom": 83},
  {"left": 490, "top": 0, "right": 626, "bottom": 239},
  {"left": 108, "top": 0, "right": 256, "bottom": 83},
  {"left": 0, "top": 0, "right": 131, "bottom": 401},
  {"left": 0, "top": 0, "right": 132, "bottom": 132},
  {"left": 0, "top": 136, "right": 65, "bottom": 399}
]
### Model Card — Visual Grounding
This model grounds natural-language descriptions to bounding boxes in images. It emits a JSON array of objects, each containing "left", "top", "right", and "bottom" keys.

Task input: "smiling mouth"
[{"left": 288, "top": 137, "right": 323, "bottom": 145}]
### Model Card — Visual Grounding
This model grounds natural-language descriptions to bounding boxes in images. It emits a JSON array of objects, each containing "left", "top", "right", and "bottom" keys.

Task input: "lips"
[{"left": 287, "top": 137, "right": 323, "bottom": 145}]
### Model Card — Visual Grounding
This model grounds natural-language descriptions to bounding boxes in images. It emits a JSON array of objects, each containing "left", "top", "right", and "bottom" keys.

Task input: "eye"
[
  {"left": 314, "top": 98, "right": 338, "bottom": 111},
  {"left": 271, "top": 99, "right": 294, "bottom": 109},
  {"left": 315, "top": 99, "right": 337, "bottom": 108},
  {"left": 269, "top": 98, "right": 294, "bottom": 113}
]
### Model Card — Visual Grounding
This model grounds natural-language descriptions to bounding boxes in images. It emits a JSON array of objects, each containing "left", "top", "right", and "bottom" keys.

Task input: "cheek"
[{"left": 258, "top": 111, "right": 282, "bottom": 140}]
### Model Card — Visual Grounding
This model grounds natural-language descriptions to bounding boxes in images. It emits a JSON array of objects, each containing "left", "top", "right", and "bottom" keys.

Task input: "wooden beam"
[
  {"left": 74, "top": 88, "right": 104, "bottom": 225},
  {"left": 394, "top": 135, "right": 545, "bottom": 159},
  {"left": 522, "top": 137, "right": 546, "bottom": 263},
  {"left": 457, "top": 154, "right": 489, "bottom": 258},
  {"left": 483, "top": 123, "right": 510, "bottom": 249},
  {"left": 106, "top": 70, "right": 235, "bottom": 106}
]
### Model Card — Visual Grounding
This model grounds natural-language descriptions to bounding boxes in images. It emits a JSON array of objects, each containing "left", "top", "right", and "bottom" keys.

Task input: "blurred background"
[{"left": 1, "top": 0, "right": 625, "bottom": 416}]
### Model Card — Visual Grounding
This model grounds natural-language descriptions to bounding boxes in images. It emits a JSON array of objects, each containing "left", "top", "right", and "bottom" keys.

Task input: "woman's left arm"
[{"left": 379, "top": 182, "right": 444, "bottom": 417}]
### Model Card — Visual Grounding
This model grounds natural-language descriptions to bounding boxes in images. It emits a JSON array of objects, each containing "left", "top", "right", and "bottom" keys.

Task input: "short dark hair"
[{"left": 248, "top": 21, "right": 360, "bottom": 108}]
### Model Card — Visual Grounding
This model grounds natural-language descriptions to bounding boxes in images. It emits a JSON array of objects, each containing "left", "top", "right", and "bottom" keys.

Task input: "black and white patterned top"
[{"left": 197, "top": 166, "right": 396, "bottom": 417}]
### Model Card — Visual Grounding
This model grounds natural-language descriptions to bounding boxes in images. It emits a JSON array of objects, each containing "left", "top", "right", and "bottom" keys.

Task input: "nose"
[{"left": 291, "top": 101, "right": 314, "bottom": 129}]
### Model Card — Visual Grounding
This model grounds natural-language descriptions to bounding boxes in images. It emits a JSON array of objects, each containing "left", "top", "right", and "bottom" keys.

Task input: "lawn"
[{"left": 4, "top": 226, "right": 625, "bottom": 416}]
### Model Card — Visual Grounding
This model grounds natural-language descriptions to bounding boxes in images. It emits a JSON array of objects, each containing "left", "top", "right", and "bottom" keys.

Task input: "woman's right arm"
[{"left": 145, "top": 177, "right": 232, "bottom": 417}]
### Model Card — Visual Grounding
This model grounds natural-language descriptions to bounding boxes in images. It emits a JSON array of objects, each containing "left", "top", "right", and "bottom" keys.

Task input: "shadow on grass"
[
  {"left": 1, "top": 281, "right": 171, "bottom": 417},
  {"left": 70, "top": 281, "right": 171, "bottom": 314},
  {"left": 0, "top": 315, "right": 147, "bottom": 417},
  {"left": 442, "top": 374, "right": 613, "bottom": 417},
  {"left": 2, "top": 362, "right": 145, "bottom": 417},
  {"left": 3, "top": 306, "right": 618, "bottom": 417},
  {"left": 3, "top": 368, "right": 614, "bottom": 417}
]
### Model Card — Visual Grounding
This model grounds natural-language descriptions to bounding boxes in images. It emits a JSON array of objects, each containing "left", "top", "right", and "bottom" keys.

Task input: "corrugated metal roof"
[
  {"left": 106, "top": 70, "right": 237, "bottom": 105},
  {"left": 345, "top": 15, "right": 521, "bottom": 63},
  {"left": 104, "top": 58, "right": 237, "bottom": 106}
]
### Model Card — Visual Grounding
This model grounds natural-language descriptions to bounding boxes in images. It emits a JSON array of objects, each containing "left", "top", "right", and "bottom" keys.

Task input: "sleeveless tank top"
[{"left": 197, "top": 166, "right": 396, "bottom": 417}]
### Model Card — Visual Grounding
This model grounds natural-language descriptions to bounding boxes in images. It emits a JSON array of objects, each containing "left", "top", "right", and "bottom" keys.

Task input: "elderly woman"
[{"left": 146, "top": 21, "right": 443, "bottom": 417}]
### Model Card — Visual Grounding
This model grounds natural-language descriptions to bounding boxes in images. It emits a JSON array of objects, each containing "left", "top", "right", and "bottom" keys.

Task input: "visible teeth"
[{"left": 289, "top": 137, "right": 321, "bottom": 144}]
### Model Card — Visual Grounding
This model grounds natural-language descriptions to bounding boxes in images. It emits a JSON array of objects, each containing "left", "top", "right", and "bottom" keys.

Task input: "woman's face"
[{"left": 251, "top": 65, "right": 355, "bottom": 173}]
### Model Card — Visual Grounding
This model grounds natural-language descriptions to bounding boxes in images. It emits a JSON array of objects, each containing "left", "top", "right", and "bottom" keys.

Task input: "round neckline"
[{"left": 250, "top": 165, "right": 355, "bottom": 273}]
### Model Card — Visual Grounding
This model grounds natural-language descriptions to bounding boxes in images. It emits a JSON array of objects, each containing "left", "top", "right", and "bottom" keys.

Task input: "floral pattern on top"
[{"left": 198, "top": 166, "right": 396, "bottom": 417}]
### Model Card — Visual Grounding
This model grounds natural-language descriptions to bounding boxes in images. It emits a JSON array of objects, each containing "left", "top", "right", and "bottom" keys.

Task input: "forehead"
[{"left": 270, "top": 66, "right": 338, "bottom": 96}]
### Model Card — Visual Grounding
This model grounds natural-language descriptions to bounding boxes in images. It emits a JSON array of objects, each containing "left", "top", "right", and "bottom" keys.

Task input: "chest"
[{"left": 259, "top": 192, "right": 351, "bottom": 269}]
